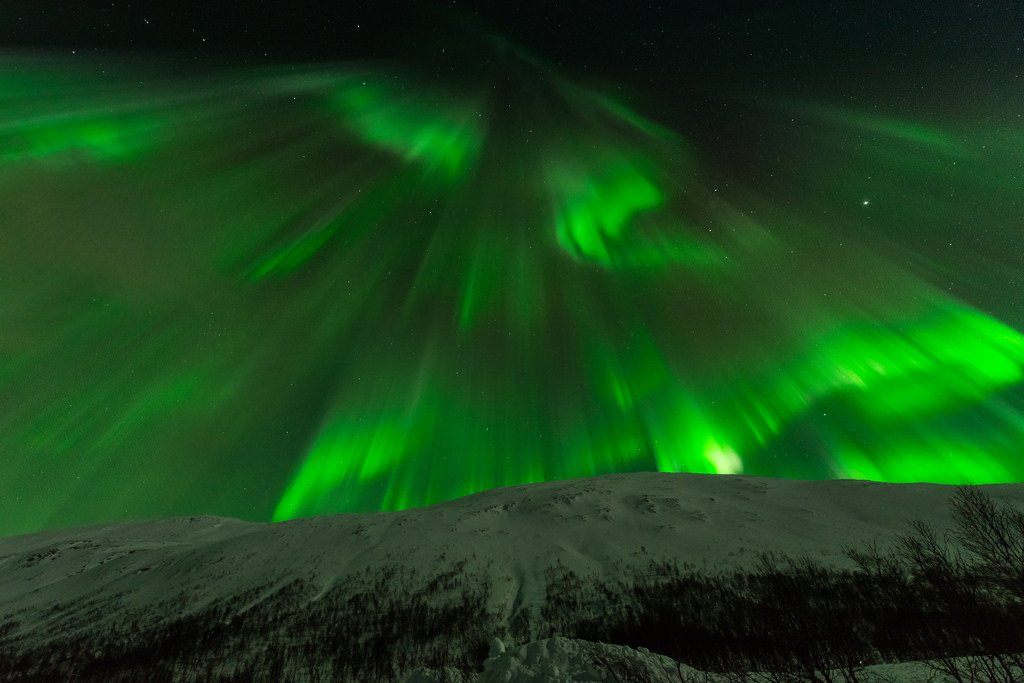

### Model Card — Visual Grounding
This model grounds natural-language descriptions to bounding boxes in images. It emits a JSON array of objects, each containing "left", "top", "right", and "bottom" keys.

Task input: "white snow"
[
  {"left": 409, "top": 637, "right": 957, "bottom": 682},
  {"left": 2, "top": 472, "right": 1023, "bottom": 678}
]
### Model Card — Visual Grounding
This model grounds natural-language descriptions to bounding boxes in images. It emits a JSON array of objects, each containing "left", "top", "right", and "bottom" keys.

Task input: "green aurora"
[{"left": 2, "top": 53, "right": 1023, "bottom": 536}]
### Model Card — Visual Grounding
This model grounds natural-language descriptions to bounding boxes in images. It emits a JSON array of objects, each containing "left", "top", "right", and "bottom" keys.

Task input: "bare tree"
[{"left": 950, "top": 485, "right": 1024, "bottom": 600}]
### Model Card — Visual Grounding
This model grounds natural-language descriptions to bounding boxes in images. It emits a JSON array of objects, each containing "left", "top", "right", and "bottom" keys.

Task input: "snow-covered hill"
[{"left": 3, "top": 472, "right": 1023, "bottom": 680}]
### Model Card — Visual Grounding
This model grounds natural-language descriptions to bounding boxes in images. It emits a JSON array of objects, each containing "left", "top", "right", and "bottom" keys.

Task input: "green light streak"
[
  {"left": 328, "top": 77, "right": 483, "bottom": 180},
  {"left": 704, "top": 302, "right": 1024, "bottom": 466},
  {"left": 2, "top": 52, "right": 1024, "bottom": 536},
  {"left": 0, "top": 115, "right": 169, "bottom": 163},
  {"left": 791, "top": 304, "right": 1024, "bottom": 417},
  {"left": 548, "top": 153, "right": 665, "bottom": 264},
  {"left": 787, "top": 101, "right": 961, "bottom": 151},
  {"left": 840, "top": 440, "right": 1016, "bottom": 484},
  {"left": 274, "top": 411, "right": 432, "bottom": 521},
  {"left": 832, "top": 397, "right": 1024, "bottom": 484},
  {"left": 245, "top": 175, "right": 411, "bottom": 279}
]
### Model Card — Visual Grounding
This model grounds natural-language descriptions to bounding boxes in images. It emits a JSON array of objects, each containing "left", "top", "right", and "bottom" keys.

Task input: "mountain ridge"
[{"left": 4, "top": 472, "right": 1024, "bottom": 680}]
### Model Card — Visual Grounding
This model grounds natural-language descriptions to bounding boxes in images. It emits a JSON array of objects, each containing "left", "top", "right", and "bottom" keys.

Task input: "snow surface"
[
  {"left": 3, "top": 472, "right": 1024, "bottom": 679},
  {"left": 406, "top": 636, "right": 950, "bottom": 682},
  {"left": 474, "top": 636, "right": 705, "bottom": 682}
]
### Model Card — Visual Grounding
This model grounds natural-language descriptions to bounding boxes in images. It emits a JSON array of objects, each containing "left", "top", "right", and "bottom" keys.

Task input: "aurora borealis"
[{"left": 2, "top": 4, "right": 1023, "bottom": 537}]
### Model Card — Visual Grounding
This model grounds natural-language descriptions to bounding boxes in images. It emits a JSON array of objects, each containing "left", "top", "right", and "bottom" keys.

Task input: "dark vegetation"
[
  {"left": 0, "top": 560, "right": 497, "bottom": 681},
  {"left": 1, "top": 486, "right": 1023, "bottom": 681},
  {"left": 516, "top": 486, "right": 1024, "bottom": 682}
]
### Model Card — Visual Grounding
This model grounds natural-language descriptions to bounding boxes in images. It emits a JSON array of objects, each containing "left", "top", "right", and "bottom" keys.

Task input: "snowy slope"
[
  {"left": 4, "top": 472, "right": 1024, "bottom": 637},
  {"left": 422, "top": 637, "right": 944, "bottom": 683},
  {"left": 3, "top": 472, "right": 1024, "bottom": 680}
]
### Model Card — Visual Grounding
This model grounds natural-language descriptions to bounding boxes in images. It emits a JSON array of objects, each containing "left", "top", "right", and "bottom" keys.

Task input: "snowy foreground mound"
[
  {"left": 408, "top": 637, "right": 942, "bottom": 683},
  {"left": 2, "top": 473, "right": 1023, "bottom": 680},
  {"left": 407, "top": 636, "right": 705, "bottom": 682}
]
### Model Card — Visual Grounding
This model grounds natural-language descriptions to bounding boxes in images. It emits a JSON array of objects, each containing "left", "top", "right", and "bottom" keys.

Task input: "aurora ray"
[{"left": 2, "top": 43, "right": 1024, "bottom": 536}]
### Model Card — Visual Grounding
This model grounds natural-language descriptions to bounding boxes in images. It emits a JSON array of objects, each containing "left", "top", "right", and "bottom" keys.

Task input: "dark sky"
[
  {"left": 3, "top": 2, "right": 1021, "bottom": 76},
  {"left": 5, "top": 1, "right": 1021, "bottom": 135}
]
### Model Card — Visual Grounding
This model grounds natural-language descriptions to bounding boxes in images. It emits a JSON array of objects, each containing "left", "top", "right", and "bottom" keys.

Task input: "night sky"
[{"left": 2, "top": 2, "right": 1023, "bottom": 537}]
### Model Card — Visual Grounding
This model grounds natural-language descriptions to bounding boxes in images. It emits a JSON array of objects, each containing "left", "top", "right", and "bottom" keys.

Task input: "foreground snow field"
[{"left": 3, "top": 472, "right": 1023, "bottom": 680}]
